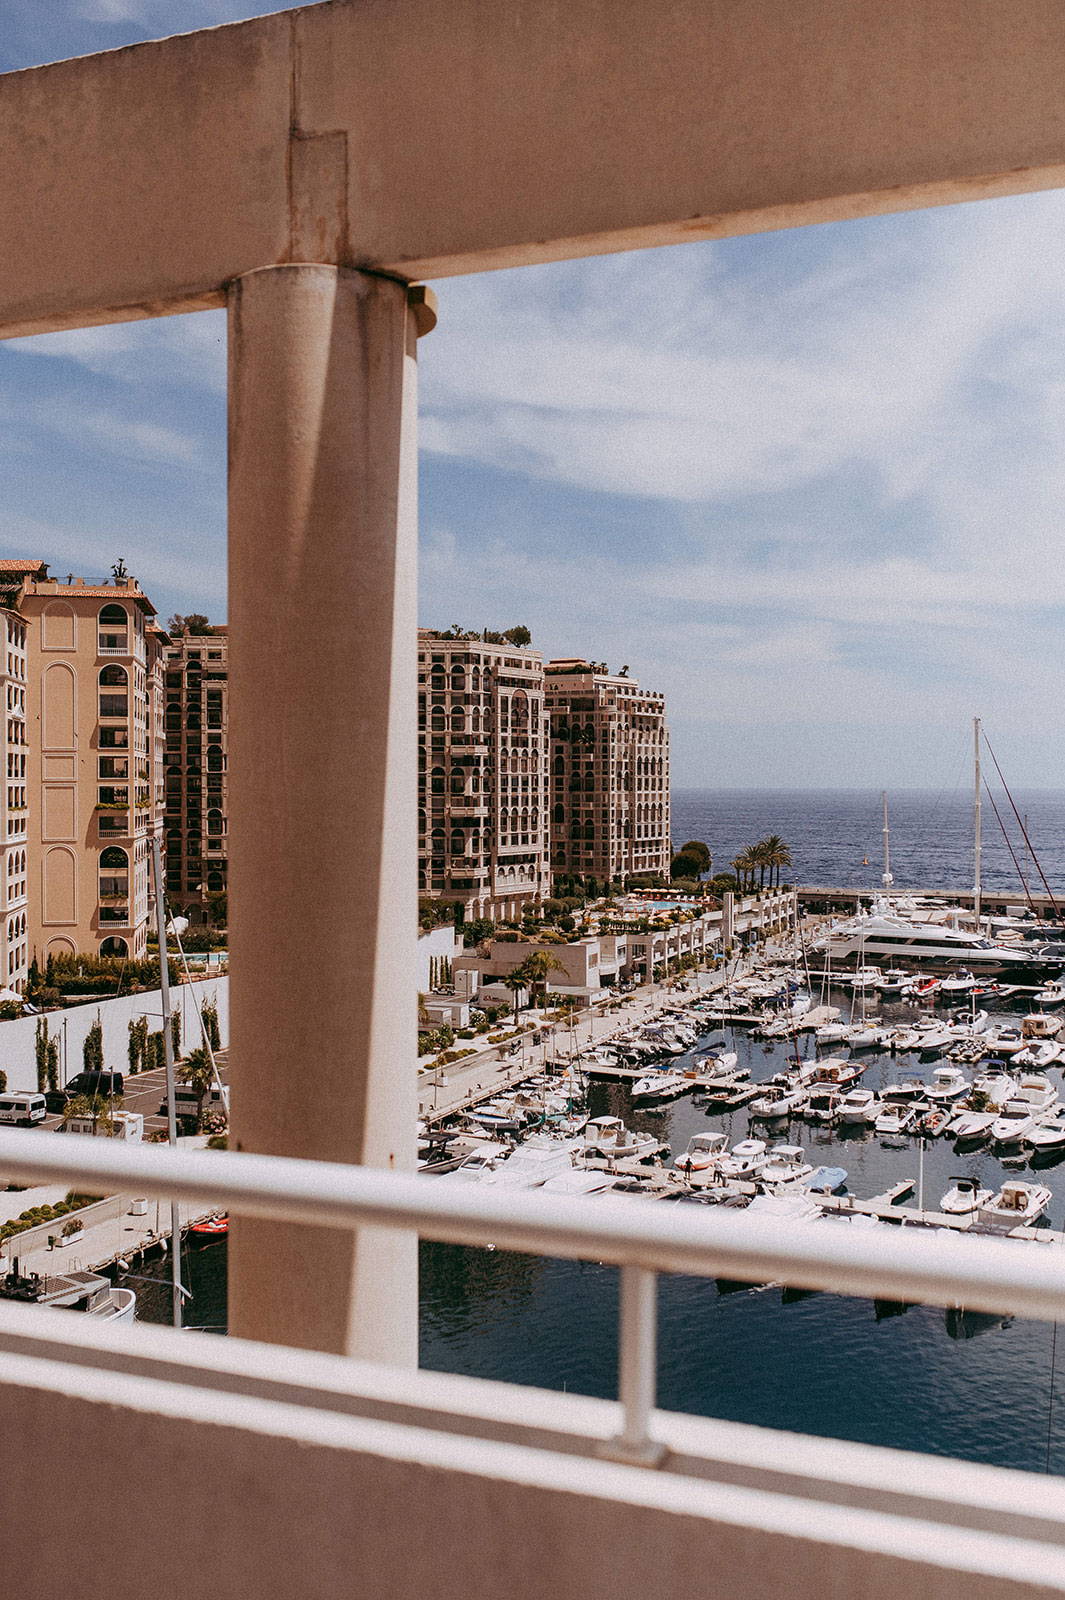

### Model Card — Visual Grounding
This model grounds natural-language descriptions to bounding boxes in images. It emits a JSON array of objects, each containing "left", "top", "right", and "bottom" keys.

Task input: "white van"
[
  {"left": 161, "top": 1084, "right": 229, "bottom": 1120},
  {"left": 0, "top": 1092, "right": 46, "bottom": 1127}
]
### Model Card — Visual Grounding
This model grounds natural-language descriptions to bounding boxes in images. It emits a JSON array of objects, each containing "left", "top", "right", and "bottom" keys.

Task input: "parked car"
[{"left": 44, "top": 1070, "right": 125, "bottom": 1115}]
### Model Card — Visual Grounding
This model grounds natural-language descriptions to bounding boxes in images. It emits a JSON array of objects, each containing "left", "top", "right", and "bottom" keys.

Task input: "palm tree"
[
  {"left": 501, "top": 970, "right": 527, "bottom": 1022},
  {"left": 762, "top": 837, "right": 792, "bottom": 887},
  {"left": 179, "top": 1046, "right": 214, "bottom": 1130},
  {"left": 519, "top": 949, "right": 566, "bottom": 1008},
  {"left": 729, "top": 851, "right": 754, "bottom": 889}
]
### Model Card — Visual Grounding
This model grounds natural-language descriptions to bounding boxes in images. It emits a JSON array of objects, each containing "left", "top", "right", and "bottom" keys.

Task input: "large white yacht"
[{"left": 812, "top": 900, "right": 1053, "bottom": 977}]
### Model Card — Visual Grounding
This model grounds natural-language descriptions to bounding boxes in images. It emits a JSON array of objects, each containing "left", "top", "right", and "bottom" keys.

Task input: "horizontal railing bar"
[{"left": 1, "top": 1128, "right": 1063, "bottom": 1323}]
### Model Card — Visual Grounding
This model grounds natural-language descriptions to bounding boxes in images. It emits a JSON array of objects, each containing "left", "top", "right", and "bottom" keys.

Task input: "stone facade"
[
  {"left": 163, "top": 628, "right": 229, "bottom": 920},
  {"left": 545, "top": 661, "right": 671, "bottom": 885},
  {"left": 418, "top": 632, "right": 550, "bottom": 922}
]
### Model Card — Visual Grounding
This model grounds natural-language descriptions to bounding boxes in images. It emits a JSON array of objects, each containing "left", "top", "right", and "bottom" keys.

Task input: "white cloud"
[{"left": 5, "top": 311, "right": 226, "bottom": 396}]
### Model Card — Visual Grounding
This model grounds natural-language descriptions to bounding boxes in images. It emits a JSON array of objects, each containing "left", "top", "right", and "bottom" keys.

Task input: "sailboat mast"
[
  {"left": 973, "top": 716, "right": 982, "bottom": 927},
  {"left": 881, "top": 791, "right": 893, "bottom": 891}
]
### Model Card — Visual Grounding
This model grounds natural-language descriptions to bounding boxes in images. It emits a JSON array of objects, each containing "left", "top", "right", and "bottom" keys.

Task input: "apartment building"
[
  {"left": 545, "top": 660, "right": 671, "bottom": 884},
  {"left": 21, "top": 571, "right": 165, "bottom": 963},
  {"left": 0, "top": 562, "right": 37, "bottom": 992},
  {"left": 162, "top": 627, "right": 229, "bottom": 918},
  {"left": 418, "top": 631, "right": 550, "bottom": 922}
]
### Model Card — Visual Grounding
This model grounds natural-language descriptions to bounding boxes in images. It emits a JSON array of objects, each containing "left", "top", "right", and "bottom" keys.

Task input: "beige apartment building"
[
  {"left": 162, "top": 627, "right": 229, "bottom": 918},
  {"left": 0, "top": 562, "right": 34, "bottom": 991},
  {"left": 546, "top": 659, "right": 671, "bottom": 884},
  {"left": 418, "top": 630, "right": 550, "bottom": 922},
  {"left": 21, "top": 570, "right": 165, "bottom": 964}
]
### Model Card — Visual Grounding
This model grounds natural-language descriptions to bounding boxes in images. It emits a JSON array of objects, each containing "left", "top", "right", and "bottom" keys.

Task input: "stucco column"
[{"left": 226, "top": 264, "right": 434, "bottom": 1361}]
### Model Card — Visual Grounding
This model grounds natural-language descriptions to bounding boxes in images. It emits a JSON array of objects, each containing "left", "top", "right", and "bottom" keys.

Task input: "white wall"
[
  {"left": 0, "top": 977, "right": 229, "bottom": 1092},
  {"left": 417, "top": 924, "right": 458, "bottom": 992}
]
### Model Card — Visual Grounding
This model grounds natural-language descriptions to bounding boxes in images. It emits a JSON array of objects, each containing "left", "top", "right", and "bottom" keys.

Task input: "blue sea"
[
  {"left": 670, "top": 786, "right": 1065, "bottom": 897},
  {"left": 132, "top": 788, "right": 1065, "bottom": 1474}
]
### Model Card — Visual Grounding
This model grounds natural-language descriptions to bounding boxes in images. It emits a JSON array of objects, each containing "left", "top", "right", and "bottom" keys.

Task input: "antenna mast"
[
  {"left": 881, "top": 790, "right": 893, "bottom": 891},
  {"left": 973, "top": 717, "right": 982, "bottom": 927}
]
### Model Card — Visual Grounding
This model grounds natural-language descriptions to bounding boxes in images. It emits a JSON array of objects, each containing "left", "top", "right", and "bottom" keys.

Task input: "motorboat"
[
  {"left": 981, "top": 1027, "right": 1026, "bottom": 1057},
  {"left": 477, "top": 1134, "right": 584, "bottom": 1188},
  {"left": 911, "top": 976, "right": 941, "bottom": 998},
  {"left": 674, "top": 1131, "right": 729, "bottom": 1175},
  {"left": 0, "top": 1267, "right": 135, "bottom": 1321},
  {"left": 881, "top": 1076, "right": 932, "bottom": 1106},
  {"left": 1022, "top": 1012, "right": 1064, "bottom": 1040},
  {"left": 805, "top": 1165, "right": 848, "bottom": 1194},
  {"left": 989, "top": 1097, "right": 1052, "bottom": 1150},
  {"left": 540, "top": 1169, "right": 619, "bottom": 1195},
  {"left": 808, "top": 1058, "right": 867, "bottom": 1090},
  {"left": 717, "top": 1138, "right": 770, "bottom": 1181},
  {"left": 1028, "top": 1105, "right": 1065, "bottom": 1151},
  {"left": 945, "top": 1009, "right": 990, "bottom": 1040},
  {"left": 578, "top": 1046, "right": 622, "bottom": 1070},
  {"left": 926, "top": 1066, "right": 971, "bottom": 1105},
  {"left": 846, "top": 967, "right": 884, "bottom": 990},
  {"left": 805, "top": 1090, "right": 842, "bottom": 1126},
  {"left": 876, "top": 970, "right": 913, "bottom": 998},
  {"left": 977, "top": 1182, "right": 1053, "bottom": 1229},
  {"left": 887, "top": 1026, "right": 924, "bottom": 1052},
  {"left": 744, "top": 1191, "right": 822, "bottom": 1222},
  {"left": 466, "top": 1099, "right": 531, "bottom": 1135},
  {"left": 439, "top": 1142, "right": 510, "bottom": 1181},
  {"left": 938, "top": 971, "right": 978, "bottom": 999},
  {"left": 915, "top": 1105, "right": 953, "bottom": 1138},
  {"left": 814, "top": 1021, "right": 850, "bottom": 1044},
  {"left": 875, "top": 1103, "right": 918, "bottom": 1137},
  {"left": 1013, "top": 1040, "right": 1063, "bottom": 1070},
  {"left": 584, "top": 1117, "right": 659, "bottom": 1161},
  {"left": 749, "top": 1083, "right": 808, "bottom": 1120},
  {"left": 631, "top": 1071, "right": 690, "bottom": 1102},
  {"left": 758, "top": 1144, "right": 814, "bottom": 1188},
  {"left": 913, "top": 1024, "right": 954, "bottom": 1052},
  {"left": 1035, "top": 981, "right": 1065, "bottom": 1008},
  {"left": 939, "top": 1176, "right": 992, "bottom": 1215},
  {"left": 836, "top": 1087, "right": 880, "bottom": 1126}
]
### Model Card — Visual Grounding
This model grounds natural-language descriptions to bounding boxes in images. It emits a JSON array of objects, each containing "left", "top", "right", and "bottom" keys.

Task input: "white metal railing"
[{"left": 2, "top": 1126, "right": 1065, "bottom": 1461}]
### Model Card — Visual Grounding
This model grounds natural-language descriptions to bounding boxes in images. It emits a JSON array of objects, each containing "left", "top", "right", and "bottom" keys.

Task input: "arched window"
[
  {"left": 100, "top": 936, "right": 128, "bottom": 958},
  {"left": 207, "top": 809, "right": 224, "bottom": 836},
  {"left": 206, "top": 743, "right": 224, "bottom": 772},
  {"left": 98, "top": 603, "right": 128, "bottom": 653},
  {"left": 511, "top": 691, "right": 529, "bottom": 734},
  {"left": 99, "top": 664, "right": 127, "bottom": 687},
  {"left": 430, "top": 767, "right": 445, "bottom": 795},
  {"left": 450, "top": 666, "right": 465, "bottom": 691},
  {"left": 98, "top": 664, "right": 128, "bottom": 720},
  {"left": 431, "top": 707, "right": 445, "bottom": 731},
  {"left": 100, "top": 846, "right": 128, "bottom": 870},
  {"left": 553, "top": 803, "right": 565, "bottom": 824}
]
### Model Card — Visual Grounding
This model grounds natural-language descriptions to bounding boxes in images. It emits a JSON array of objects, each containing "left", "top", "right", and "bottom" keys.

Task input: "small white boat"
[
  {"left": 805, "top": 1090, "right": 842, "bottom": 1126},
  {"left": 718, "top": 1138, "right": 770, "bottom": 1180},
  {"left": 540, "top": 1169, "right": 619, "bottom": 1195},
  {"left": 939, "top": 1176, "right": 992, "bottom": 1215},
  {"left": 982, "top": 1027, "right": 1026, "bottom": 1056},
  {"left": 674, "top": 1131, "right": 729, "bottom": 1174},
  {"left": 477, "top": 1134, "right": 584, "bottom": 1189},
  {"left": 1027, "top": 1105, "right": 1065, "bottom": 1151},
  {"left": 814, "top": 1021, "right": 850, "bottom": 1044},
  {"left": 759, "top": 1143, "right": 814, "bottom": 1188},
  {"left": 990, "top": 1101, "right": 1046, "bottom": 1149},
  {"left": 887, "top": 1026, "right": 924, "bottom": 1052},
  {"left": 1035, "top": 982, "right": 1065, "bottom": 1008},
  {"left": 836, "top": 1086, "right": 880, "bottom": 1126},
  {"left": 631, "top": 1071, "right": 689, "bottom": 1102},
  {"left": 978, "top": 1181, "right": 1053, "bottom": 1229},
  {"left": 749, "top": 1083, "right": 808, "bottom": 1119},
  {"left": 744, "top": 1190, "right": 822, "bottom": 1223},
  {"left": 585, "top": 1117, "right": 659, "bottom": 1160},
  {"left": 847, "top": 967, "right": 884, "bottom": 989},
  {"left": 875, "top": 1104, "right": 918, "bottom": 1137},
  {"left": 926, "top": 1066, "right": 971, "bottom": 1105},
  {"left": 914, "top": 1025, "right": 953, "bottom": 1052},
  {"left": 1013, "top": 1041, "right": 1063, "bottom": 1070},
  {"left": 939, "top": 971, "right": 978, "bottom": 998}
]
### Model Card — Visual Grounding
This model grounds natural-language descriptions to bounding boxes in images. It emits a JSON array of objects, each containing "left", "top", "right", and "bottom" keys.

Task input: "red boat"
[{"left": 188, "top": 1213, "right": 228, "bottom": 1239}]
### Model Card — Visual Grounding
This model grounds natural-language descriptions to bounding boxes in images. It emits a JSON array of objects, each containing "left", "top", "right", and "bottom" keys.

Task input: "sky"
[{"left": 3, "top": 4, "right": 1065, "bottom": 790}]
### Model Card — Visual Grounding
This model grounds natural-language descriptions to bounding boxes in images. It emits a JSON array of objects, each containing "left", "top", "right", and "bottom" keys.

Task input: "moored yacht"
[
  {"left": 978, "top": 1181, "right": 1053, "bottom": 1229},
  {"left": 813, "top": 902, "right": 1054, "bottom": 977},
  {"left": 836, "top": 1086, "right": 880, "bottom": 1126},
  {"left": 759, "top": 1143, "right": 814, "bottom": 1188},
  {"left": 939, "top": 1176, "right": 992, "bottom": 1215},
  {"left": 674, "top": 1130, "right": 729, "bottom": 1175}
]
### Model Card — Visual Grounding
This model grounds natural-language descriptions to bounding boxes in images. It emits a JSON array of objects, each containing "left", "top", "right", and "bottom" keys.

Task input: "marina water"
[{"left": 136, "top": 788, "right": 1065, "bottom": 1473}]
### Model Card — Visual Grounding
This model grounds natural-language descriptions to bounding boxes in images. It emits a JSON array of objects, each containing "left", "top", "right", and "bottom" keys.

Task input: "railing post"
[{"left": 603, "top": 1264, "right": 665, "bottom": 1466}]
